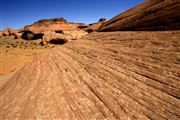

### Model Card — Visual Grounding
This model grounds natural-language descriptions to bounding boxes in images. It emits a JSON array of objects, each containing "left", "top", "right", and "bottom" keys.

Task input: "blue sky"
[{"left": 1, "top": 0, "right": 144, "bottom": 30}]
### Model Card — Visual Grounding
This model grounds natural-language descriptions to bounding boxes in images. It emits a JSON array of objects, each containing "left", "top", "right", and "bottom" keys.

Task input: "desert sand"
[{"left": 0, "top": 37, "right": 51, "bottom": 89}]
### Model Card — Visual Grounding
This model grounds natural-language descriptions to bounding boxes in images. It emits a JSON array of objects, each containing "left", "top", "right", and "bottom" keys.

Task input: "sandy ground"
[
  {"left": 0, "top": 37, "right": 52, "bottom": 88},
  {"left": 0, "top": 47, "right": 47, "bottom": 75}
]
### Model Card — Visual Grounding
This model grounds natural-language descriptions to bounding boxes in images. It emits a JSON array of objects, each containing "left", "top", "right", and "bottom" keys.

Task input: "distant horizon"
[{"left": 1, "top": 0, "right": 144, "bottom": 30}]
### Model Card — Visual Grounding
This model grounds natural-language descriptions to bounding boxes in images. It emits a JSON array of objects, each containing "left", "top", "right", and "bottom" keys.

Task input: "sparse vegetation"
[
  {"left": 0, "top": 37, "right": 54, "bottom": 49},
  {"left": 0, "top": 37, "right": 53, "bottom": 75}
]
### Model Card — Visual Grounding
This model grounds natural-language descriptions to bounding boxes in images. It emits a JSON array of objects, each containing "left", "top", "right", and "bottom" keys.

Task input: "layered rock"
[
  {"left": 42, "top": 30, "right": 87, "bottom": 45},
  {"left": 1, "top": 31, "right": 180, "bottom": 119},
  {"left": 86, "top": 18, "right": 107, "bottom": 32},
  {"left": 22, "top": 17, "right": 88, "bottom": 40},
  {"left": 99, "top": 0, "right": 180, "bottom": 31}
]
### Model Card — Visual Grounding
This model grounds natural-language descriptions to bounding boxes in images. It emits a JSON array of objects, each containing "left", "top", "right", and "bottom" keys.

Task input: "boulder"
[
  {"left": 99, "top": 0, "right": 180, "bottom": 31},
  {"left": 9, "top": 30, "right": 22, "bottom": 39},
  {"left": 42, "top": 30, "right": 87, "bottom": 45},
  {"left": 0, "top": 28, "right": 22, "bottom": 39},
  {"left": 63, "top": 30, "right": 88, "bottom": 40},
  {"left": 1, "top": 28, "right": 14, "bottom": 37},
  {"left": 13, "top": 32, "right": 22, "bottom": 39},
  {"left": 42, "top": 32, "right": 68, "bottom": 45},
  {"left": 98, "top": 18, "right": 107, "bottom": 22}
]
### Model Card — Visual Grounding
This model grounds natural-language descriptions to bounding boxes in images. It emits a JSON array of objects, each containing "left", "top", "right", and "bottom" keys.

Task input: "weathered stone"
[
  {"left": 42, "top": 30, "right": 87, "bottom": 45},
  {"left": 99, "top": 0, "right": 180, "bottom": 31},
  {"left": 1, "top": 31, "right": 179, "bottom": 119}
]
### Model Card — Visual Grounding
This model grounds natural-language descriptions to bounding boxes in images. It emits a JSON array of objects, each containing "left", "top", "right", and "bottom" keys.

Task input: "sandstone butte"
[
  {"left": 23, "top": 18, "right": 85, "bottom": 34},
  {"left": 20, "top": 18, "right": 89, "bottom": 44},
  {"left": 1, "top": 0, "right": 180, "bottom": 120}
]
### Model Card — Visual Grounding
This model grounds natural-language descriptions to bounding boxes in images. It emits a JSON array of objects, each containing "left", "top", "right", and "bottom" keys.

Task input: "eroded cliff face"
[
  {"left": 99, "top": 0, "right": 180, "bottom": 31},
  {"left": 1, "top": 31, "right": 180, "bottom": 119}
]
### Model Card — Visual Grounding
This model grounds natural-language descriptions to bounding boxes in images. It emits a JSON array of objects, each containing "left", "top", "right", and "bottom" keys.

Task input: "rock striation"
[
  {"left": 1, "top": 31, "right": 180, "bottom": 119},
  {"left": 99, "top": 0, "right": 180, "bottom": 31},
  {"left": 86, "top": 18, "right": 107, "bottom": 32}
]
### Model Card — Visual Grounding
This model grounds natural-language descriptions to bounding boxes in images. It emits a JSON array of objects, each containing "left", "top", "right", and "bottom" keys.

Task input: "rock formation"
[
  {"left": 0, "top": 31, "right": 3, "bottom": 38},
  {"left": 42, "top": 32, "right": 68, "bottom": 45},
  {"left": 1, "top": 1, "right": 180, "bottom": 119},
  {"left": 0, "top": 28, "right": 22, "bottom": 39},
  {"left": 13, "top": 32, "right": 22, "bottom": 39},
  {"left": 86, "top": 18, "right": 107, "bottom": 32},
  {"left": 21, "top": 31, "right": 44, "bottom": 40},
  {"left": 99, "top": 0, "right": 180, "bottom": 31},
  {"left": 1, "top": 31, "right": 180, "bottom": 119},
  {"left": 1, "top": 28, "right": 14, "bottom": 37},
  {"left": 22, "top": 18, "right": 88, "bottom": 40},
  {"left": 42, "top": 30, "right": 88, "bottom": 45}
]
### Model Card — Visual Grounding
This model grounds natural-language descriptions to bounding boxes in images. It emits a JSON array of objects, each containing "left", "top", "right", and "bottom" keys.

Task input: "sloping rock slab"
[
  {"left": 1, "top": 31, "right": 180, "bottom": 119},
  {"left": 99, "top": 0, "right": 180, "bottom": 31}
]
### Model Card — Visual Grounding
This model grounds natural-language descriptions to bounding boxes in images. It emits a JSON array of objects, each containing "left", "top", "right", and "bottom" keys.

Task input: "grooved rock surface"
[
  {"left": 1, "top": 31, "right": 180, "bottom": 119},
  {"left": 99, "top": 0, "right": 180, "bottom": 31}
]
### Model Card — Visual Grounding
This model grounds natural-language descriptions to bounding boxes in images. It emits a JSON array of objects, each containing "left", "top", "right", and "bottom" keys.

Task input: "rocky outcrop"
[
  {"left": 1, "top": 31, "right": 180, "bottom": 119},
  {"left": 42, "top": 32, "right": 68, "bottom": 45},
  {"left": 32, "top": 18, "right": 67, "bottom": 26},
  {"left": 1, "top": 28, "right": 14, "bottom": 37},
  {"left": 42, "top": 30, "right": 87, "bottom": 45},
  {"left": 23, "top": 18, "right": 77, "bottom": 33},
  {"left": 21, "top": 31, "right": 44, "bottom": 40},
  {"left": 0, "top": 28, "right": 22, "bottom": 39},
  {"left": 13, "top": 32, "right": 22, "bottom": 39},
  {"left": 86, "top": 18, "right": 107, "bottom": 32},
  {"left": 22, "top": 18, "right": 88, "bottom": 40},
  {"left": 63, "top": 30, "right": 88, "bottom": 40},
  {"left": 98, "top": 18, "right": 106, "bottom": 22},
  {"left": 10, "top": 30, "right": 22, "bottom": 39},
  {"left": 99, "top": 0, "right": 180, "bottom": 31}
]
